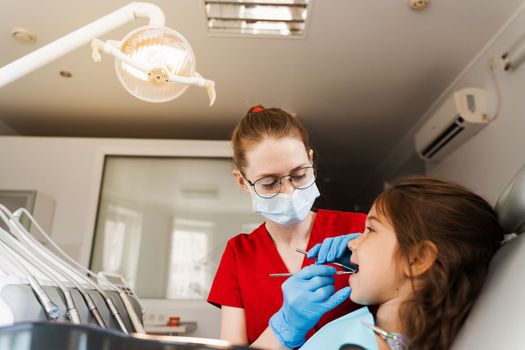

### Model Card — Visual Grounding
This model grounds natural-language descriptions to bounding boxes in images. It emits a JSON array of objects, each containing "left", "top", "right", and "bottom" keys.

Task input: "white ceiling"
[{"left": 1, "top": 0, "right": 523, "bottom": 208}]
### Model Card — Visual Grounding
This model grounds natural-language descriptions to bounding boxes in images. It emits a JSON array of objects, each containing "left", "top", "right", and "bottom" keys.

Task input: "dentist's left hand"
[
  {"left": 269, "top": 264, "right": 351, "bottom": 348},
  {"left": 307, "top": 233, "right": 361, "bottom": 265}
]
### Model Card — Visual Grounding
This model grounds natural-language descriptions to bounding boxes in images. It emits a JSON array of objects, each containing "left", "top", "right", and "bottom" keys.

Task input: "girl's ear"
[
  {"left": 308, "top": 148, "right": 314, "bottom": 162},
  {"left": 405, "top": 240, "right": 438, "bottom": 277},
  {"left": 232, "top": 169, "right": 250, "bottom": 192}
]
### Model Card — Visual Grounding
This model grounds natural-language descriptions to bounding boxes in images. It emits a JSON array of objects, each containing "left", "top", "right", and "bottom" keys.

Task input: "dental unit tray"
[{"left": 0, "top": 321, "right": 253, "bottom": 350}]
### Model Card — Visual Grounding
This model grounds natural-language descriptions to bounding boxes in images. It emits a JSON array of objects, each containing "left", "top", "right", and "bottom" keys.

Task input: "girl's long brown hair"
[{"left": 374, "top": 176, "right": 504, "bottom": 350}]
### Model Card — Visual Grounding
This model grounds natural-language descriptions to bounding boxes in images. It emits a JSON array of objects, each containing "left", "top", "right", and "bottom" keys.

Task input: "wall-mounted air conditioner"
[{"left": 414, "top": 88, "right": 491, "bottom": 161}]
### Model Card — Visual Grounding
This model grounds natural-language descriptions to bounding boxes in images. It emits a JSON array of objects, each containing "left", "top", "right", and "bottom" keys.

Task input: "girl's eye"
[{"left": 364, "top": 226, "right": 374, "bottom": 235}]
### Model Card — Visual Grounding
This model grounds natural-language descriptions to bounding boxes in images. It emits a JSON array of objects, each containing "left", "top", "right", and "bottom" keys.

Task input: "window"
[
  {"left": 166, "top": 218, "right": 214, "bottom": 299},
  {"left": 90, "top": 156, "right": 261, "bottom": 299},
  {"left": 100, "top": 205, "right": 142, "bottom": 288}
]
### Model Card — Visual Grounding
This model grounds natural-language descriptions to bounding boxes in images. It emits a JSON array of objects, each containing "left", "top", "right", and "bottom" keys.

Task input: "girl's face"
[
  {"left": 348, "top": 204, "right": 411, "bottom": 305},
  {"left": 236, "top": 137, "right": 312, "bottom": 194}
]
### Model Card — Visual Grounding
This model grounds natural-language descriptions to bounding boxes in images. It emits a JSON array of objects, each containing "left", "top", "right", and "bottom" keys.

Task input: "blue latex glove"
[
  {"left": 269, "top": 265, "right": 352, "bottom": 348},
  {"left": 306, "top": 233, "right": 361, "bottom": 265}
]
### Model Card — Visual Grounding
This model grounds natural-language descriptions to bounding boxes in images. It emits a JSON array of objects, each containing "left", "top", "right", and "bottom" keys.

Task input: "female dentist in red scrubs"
[{"left": 207, "top": 106, "right": 365, "bottom": 347}]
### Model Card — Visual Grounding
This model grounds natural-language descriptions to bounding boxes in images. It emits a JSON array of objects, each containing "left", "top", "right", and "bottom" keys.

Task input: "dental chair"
[{"left": 451, "top": 165, "right": 525, "bottom": 349}]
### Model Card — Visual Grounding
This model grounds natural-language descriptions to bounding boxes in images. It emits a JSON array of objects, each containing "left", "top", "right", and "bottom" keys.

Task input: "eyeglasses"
[{"left": 243, "top": 166, "right": 316, "bottom": 199}]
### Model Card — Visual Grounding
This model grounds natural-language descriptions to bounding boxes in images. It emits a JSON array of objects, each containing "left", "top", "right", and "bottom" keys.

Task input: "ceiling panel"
[{"left": 1, "top": 0, "right": 523, "bottom": 207}]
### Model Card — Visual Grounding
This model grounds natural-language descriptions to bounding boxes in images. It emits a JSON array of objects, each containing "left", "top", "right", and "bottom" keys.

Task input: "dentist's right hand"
[{"left": 269, "top": 264, "right": 351, "bottom": 348}]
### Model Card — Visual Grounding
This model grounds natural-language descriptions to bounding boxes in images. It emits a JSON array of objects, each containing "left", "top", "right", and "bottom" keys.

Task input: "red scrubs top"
[{"left": 207, "top": 209, "right": 366, "bottom": 344}]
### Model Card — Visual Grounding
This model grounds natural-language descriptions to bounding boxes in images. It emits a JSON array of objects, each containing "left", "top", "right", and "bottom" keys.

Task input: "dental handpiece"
[
  {"left": 11, "top": 208, "right": 132, "bottom": 333},
  {"left": 6, "top": 215, "right": 106, "bottom": 327},
  {"left": 0, "top": 240, "right": 59, "bottom": 320}
]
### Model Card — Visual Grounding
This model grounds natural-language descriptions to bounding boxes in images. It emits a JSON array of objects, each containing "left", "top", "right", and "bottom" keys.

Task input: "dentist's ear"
[
  {"left": 405, "top": 240, "right": 438, "bottom": 277},
  {"left": 232, "top": 169, "right": 250, "bottom": 192}
]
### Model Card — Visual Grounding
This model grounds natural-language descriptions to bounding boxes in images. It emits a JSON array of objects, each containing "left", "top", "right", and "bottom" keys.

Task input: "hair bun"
[{"left": 249, "top": 105, "right": 265, "bottom": 113}]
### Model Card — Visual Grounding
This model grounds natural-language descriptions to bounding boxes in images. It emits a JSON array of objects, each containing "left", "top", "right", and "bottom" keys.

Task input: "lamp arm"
[{"left": 0, "top": 2, "right": 165, "bottom": 88}]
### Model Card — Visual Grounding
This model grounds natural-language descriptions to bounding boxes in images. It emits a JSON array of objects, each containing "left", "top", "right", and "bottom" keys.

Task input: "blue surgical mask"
[{"left": 249, "top": 183, "right": 320, "bottom": 227}]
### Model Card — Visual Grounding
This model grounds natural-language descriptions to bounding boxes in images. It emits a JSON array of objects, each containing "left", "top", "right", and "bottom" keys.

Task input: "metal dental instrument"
[
  {"left": 269, "top": 271, "right": 355, "bottom": 277},
  {"left": 268, "top": 247, "right": 359, "bottom": 277},
  {"left": 295, "top": 248, "right": 358, "bottom": 272}
]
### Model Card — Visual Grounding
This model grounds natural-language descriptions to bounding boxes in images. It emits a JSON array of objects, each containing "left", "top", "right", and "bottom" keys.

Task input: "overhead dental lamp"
[{"left": 0, "top": 2, "right": 216, "bottom": 105}]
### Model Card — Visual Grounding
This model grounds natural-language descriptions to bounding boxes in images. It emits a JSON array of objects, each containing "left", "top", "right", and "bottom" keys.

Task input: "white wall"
[
  {"left": 0, "top": 136, "right": 232, "bottom": 264},
  {"left": 0, "top": 136, "right": 231, "bottom": 338},
  {"left": 356, "top": 2, "right": 525, "bottom": 208},
  {"left": 421, "top": 3, "right": 525, "bottom": 204}
]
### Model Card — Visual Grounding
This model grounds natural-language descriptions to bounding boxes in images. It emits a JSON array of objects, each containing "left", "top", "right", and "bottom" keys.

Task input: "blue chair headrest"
[{"left": 495, "top": 164, "right": 525, "bottom": 234}]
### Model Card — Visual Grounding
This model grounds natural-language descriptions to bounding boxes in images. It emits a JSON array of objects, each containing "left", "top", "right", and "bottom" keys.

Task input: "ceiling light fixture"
[
  {"left": 11, "top": 28, "right": 37, "bottom": 44},
  {"left": 59, "top": 71, "right": 73, "bottom": 78},
  {"left": 0, "top": 2, "right": 216, "bottom": 105},
  {"left": 409, "top": 0, "right": 430, "bottom": 11}
]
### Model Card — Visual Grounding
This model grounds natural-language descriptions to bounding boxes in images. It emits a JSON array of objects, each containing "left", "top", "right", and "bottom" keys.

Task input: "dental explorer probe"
[
  {"left": 269, "top": 271, "right": 355, "bottom": 277},
  {"left": 268, "top": 247, "right": 360, "bottom": 277},
  {"left": 13, "top": 207, "right": 139, "bottom": 334},
  {"left": 0, "top": 240, "right": 59, "bottom": 320},
  {"left": 7, "top": 215, "right": 107, "bottom": 328}
]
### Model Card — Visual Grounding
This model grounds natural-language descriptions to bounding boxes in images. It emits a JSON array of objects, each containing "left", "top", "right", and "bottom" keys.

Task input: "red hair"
[{"left": 231, "top": 106, "right": 312, "bottom": 170}]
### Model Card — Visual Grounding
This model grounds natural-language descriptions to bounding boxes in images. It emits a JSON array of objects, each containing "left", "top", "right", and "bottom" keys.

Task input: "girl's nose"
[{"left": 348, "top": 234, "right": 363, "bottom": 252}]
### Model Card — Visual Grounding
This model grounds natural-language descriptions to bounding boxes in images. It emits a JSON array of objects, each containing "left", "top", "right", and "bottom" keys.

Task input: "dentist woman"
[{"left": 207, "top": 106, "right": 365, "bottom": 347}]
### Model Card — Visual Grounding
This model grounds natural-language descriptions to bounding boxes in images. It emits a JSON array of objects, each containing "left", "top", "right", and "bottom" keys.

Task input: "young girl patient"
[{"left": 268, "top": 176, "right": 504, "bottom": 350}]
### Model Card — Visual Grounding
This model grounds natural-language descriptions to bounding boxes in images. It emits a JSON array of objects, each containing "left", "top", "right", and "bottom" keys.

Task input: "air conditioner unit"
[{"left": 414, "top": 87, "right": 490, "bottom": 161}]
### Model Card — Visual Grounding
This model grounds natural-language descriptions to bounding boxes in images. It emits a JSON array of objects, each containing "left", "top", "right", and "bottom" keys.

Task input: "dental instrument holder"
[
  {"left": 0, "top": 206, "right": 142, "bottom": 332},
  {"left": 6, "top": 209, "right": 114, "bottom": 329},
  {"left": 11, "top": 208, "right": 133, "bottom": 333}
]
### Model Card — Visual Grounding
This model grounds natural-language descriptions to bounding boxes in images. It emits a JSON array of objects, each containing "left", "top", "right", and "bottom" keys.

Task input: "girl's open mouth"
[{"left": 348, "top": 263, "right": 359, "bottom": 273}]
